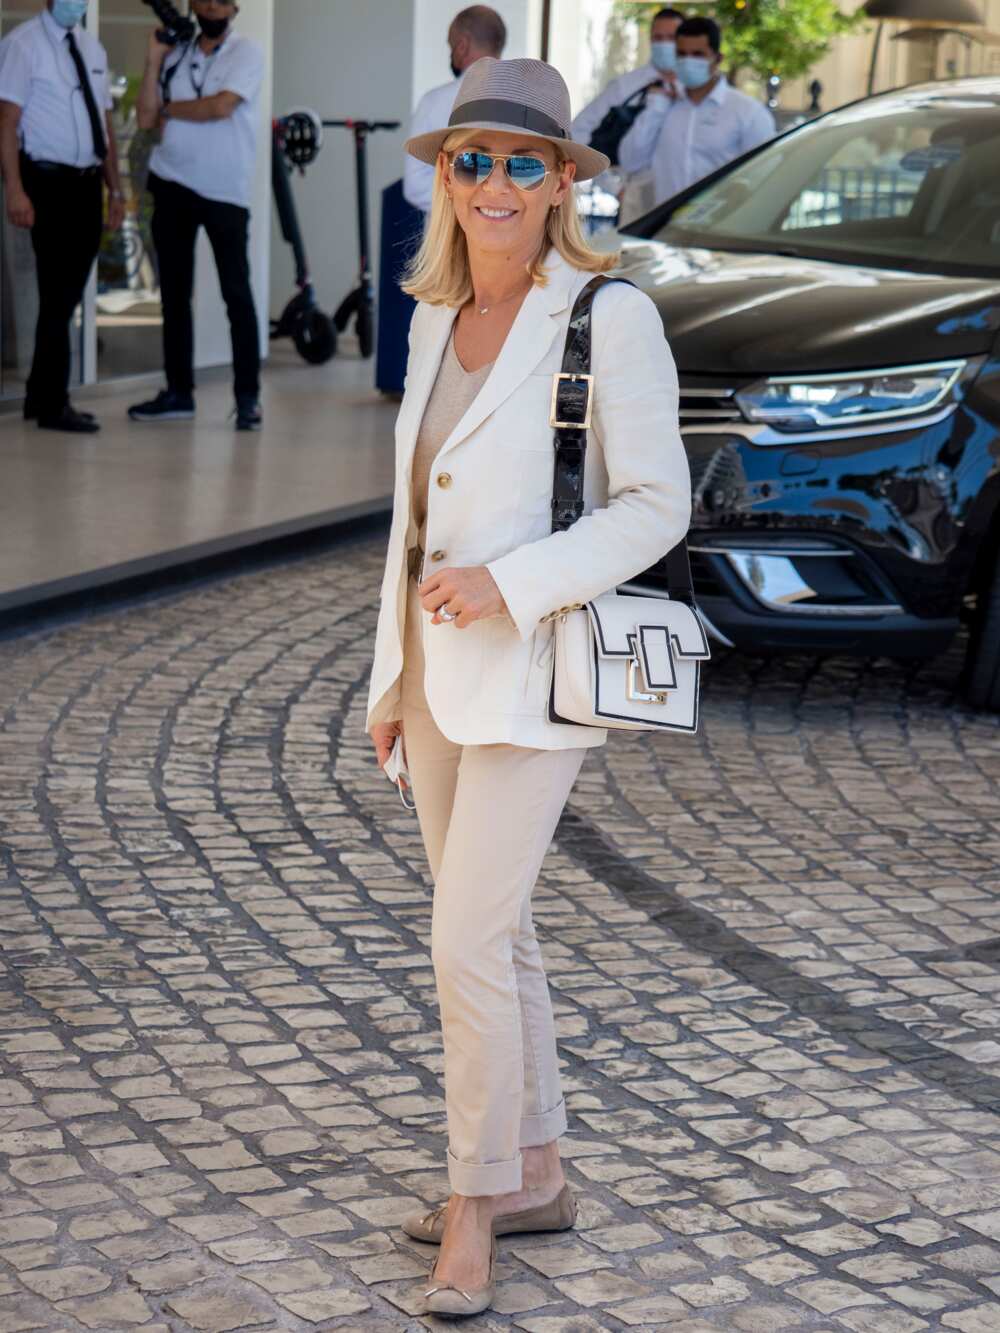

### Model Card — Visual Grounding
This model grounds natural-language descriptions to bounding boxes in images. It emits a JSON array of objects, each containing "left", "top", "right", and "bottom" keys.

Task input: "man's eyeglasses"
[{"left": 450, "top": 150, "right": 553, "bottom": 192}]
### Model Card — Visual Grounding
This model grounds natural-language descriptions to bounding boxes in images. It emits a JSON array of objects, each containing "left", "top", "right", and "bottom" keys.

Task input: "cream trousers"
[{"left": 400, "top": 573, "right": 585, "bottom": 1196}]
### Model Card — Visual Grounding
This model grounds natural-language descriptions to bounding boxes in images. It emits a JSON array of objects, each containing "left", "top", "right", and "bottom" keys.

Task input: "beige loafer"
[
  {"left": 403, "top": 1183, "right": 576, "bottom": 1245},
  {"left": 423, "top": 1233, "right": 497, "bottom": 1317}
]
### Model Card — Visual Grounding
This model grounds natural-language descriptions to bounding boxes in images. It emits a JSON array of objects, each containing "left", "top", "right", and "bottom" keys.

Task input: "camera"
[{"left": 142, "top": 0, "right": 196, "bottom": 46}]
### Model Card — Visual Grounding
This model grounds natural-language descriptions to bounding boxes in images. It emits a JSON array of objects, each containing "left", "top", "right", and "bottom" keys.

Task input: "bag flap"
[{"left": 585, "top": 592, "right": 711, "bottom": 667}]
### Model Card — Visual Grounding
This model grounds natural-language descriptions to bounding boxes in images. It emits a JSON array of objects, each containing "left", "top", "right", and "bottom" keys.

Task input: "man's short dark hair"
[
  {"left": 652, "top": 8, "right": 685, "bottom": 24},
  {"left": 452, "top": 6, "right": 507, "bottom": 55},
  {"left": 676, "top": 16, "right": 721, "bottom": 52}
]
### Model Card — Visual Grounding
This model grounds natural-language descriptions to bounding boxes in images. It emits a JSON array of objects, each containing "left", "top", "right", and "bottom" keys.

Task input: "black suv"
[{"left": 624, "top": 77, "right": 1000, "bottom": 709}]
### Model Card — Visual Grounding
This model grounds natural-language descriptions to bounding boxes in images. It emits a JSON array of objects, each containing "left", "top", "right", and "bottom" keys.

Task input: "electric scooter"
[
  {"left": 323, "top": 118, "right": 400, "bottom": 359},
  {"left": 270, "top": 110, "right": 337, "bottom": 364}
]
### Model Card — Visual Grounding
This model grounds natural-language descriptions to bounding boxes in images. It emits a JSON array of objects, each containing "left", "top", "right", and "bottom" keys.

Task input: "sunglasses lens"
[
  {"left": 506, "top": 156, "right": 548, "bottom": 190},
  {"left": 452, "top": 151, "right": 492, "bottom": 184}
]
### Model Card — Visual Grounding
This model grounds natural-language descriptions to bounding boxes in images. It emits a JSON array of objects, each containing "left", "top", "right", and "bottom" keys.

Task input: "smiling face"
[{"left": 439, "top": 129, "right": 576, "bottom": 263}]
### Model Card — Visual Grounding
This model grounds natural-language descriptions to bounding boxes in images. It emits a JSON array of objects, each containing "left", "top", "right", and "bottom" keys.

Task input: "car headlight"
[{"left": 734, "top": 360, "right": 965, "bottom": 431}]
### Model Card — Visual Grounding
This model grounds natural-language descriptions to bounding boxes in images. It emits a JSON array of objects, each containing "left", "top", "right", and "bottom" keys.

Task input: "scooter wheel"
[
  {"left": 294, "top": 308, "right": 337, "bottom": 364},
  {"left": 356, "top": 303, "right": 374, "bottom": 359}
]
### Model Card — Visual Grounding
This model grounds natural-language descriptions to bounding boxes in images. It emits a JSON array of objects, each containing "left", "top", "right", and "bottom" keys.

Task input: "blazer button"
[
  {"left": 430, "top": 549, "right": 446, "bottom": 562},
  {"left": 436, "top": 472, "right": 452, "bottom": 489}
]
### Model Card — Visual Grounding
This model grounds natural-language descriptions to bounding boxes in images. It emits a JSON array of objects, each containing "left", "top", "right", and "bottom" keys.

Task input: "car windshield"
[{"left": 649, "top": 88, "right": 1000, "bottom": 277}]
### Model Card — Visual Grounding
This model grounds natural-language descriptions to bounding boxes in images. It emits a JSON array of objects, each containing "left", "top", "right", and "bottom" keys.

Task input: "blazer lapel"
[{"left": 433, "top": 252, "right": 580, "bottom": 466}]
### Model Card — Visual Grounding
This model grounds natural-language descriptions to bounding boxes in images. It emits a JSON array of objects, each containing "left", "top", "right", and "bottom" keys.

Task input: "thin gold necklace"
[{"left": 475, "top": 283, "right": 531, "bottom": 316}]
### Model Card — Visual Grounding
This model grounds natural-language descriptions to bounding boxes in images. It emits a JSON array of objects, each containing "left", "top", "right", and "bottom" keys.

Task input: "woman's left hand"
[{"left": 418, "top": 565, "right": 508, "bottom": 628}]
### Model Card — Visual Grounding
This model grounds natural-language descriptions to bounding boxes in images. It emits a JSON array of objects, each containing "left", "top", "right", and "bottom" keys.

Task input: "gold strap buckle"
[{"left": 550, "top": 372, "right": 594, "bottom": 430}]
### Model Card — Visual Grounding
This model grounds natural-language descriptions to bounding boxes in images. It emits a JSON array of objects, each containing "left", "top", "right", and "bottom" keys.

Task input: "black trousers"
[
  {"left": 22, "top": 156, "right": 103, "bottom": 413},
  {"left": 149, "top": 172, "right": 260, "bottom": 401}
]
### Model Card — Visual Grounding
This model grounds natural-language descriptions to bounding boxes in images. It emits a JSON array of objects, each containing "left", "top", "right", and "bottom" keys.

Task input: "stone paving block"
[
  {"left": 510, "top": 1241, "right": 614, "bottom": 1279},
  {"left": 791, "top": 1279, "right": 883, "bottom": 1314},
  {"left": 164, "top": 1287, "right": 275, "bottom": 1330},
  {"left": 19, "top": 1265, "right": 112, "bottom": 1300},
  {"left": 274, "top": 1287, "right": 372, "bottom": 1320},
  {"left": 56, "top": 1288, "right": 155, "bottom": 1327},
  {"left": 127, "top": 1254, "right": 217, "bottom": 1292}
]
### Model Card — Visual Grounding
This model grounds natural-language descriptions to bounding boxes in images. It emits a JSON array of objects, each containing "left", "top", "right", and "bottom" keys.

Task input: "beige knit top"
[{"left": 411, "top": 330, "right": 494, "bottom": 550}]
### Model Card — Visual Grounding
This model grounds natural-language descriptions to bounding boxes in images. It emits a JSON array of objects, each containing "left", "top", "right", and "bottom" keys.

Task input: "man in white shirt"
[
  {"left": 572, "top": 7, "right": 682, "bottom": 224},
  {"left": 619, "top": 16, "right": 775, "bottom": 211},
  {"left": 0, "top": 0, "right": 123, "bottom": 433},
  {"left": 403, "top": 6, "right": 506, "bottom": 214},
  {"left": 129, "top": 0, "right": 265, "bottom": 431}
]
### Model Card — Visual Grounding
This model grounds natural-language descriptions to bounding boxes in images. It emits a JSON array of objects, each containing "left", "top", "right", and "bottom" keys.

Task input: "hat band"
[{"left": 448, "top": 97, "right": 568, "bottom": 141}]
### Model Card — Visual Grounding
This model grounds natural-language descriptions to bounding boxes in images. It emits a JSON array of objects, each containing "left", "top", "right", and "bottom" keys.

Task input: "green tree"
[{"left": 715, "top": 0, "right": 865, "bottom": 86}]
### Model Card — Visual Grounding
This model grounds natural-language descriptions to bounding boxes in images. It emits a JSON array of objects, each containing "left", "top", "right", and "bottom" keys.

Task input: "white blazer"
[{"left": 366, "top": 250, "right": 691, "bottom": 751}]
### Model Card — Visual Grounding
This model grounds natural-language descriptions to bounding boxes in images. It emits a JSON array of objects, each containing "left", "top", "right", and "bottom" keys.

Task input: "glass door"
[{"left": 94, "top": 0, "right": 162, "bottom": 380}]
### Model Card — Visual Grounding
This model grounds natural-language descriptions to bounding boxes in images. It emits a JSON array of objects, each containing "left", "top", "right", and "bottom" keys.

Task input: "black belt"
[{"left": 21, "top": 156, "right": 101, "bottom": 178}]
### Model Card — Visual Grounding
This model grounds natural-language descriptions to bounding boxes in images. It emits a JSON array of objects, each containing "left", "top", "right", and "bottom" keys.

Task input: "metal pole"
[
  {"left": 541, "top": 0, "right": 552, "bottom": 61},
  {"left": 867, "top": 20, "right": 884, "bottom": 96},
  {"left": 355, "top": 125, "right": 371, "bottom": 294}
]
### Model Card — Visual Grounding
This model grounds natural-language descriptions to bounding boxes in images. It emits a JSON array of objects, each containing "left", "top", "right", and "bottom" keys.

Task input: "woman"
[{"left": 366, "top": 56, "right": 690, "bottom": 1316}]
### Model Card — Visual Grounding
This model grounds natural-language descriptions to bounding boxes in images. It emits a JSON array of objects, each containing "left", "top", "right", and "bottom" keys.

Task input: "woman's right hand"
[{"left": 370, "top": 720, "right": 404, "bottom": 772}]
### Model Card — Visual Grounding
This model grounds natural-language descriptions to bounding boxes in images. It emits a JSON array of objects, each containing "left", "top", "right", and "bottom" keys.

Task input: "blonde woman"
[{"left": 366, "top": 57, "right": 690, "bottom": 1317}]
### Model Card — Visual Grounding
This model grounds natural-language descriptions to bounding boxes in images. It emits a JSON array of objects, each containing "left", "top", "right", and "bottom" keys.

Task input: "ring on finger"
[{"left": 439, "top": 607, "right": 456, "bottom": 621}]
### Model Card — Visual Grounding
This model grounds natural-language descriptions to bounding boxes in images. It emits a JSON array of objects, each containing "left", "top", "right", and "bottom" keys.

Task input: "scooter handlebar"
[{"left": 322, "top": 119, "right": 401, "bottom": 131}]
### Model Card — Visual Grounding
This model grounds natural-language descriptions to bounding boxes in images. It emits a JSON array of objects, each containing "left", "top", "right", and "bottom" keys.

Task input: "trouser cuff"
[
  {"left": 446, "top": 1147, "right": 522, "bottom": 1197},
  {"left": 520, "top": 1098, "right": 568, "bottom": 1149}
]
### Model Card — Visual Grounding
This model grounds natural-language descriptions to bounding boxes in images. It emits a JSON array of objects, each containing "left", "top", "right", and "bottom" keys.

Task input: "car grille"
[{"left": 678, "top": 381, "right": 743, "bottom": 423}]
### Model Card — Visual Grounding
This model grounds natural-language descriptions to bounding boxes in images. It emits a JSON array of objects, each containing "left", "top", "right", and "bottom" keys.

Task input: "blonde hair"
[{"left": 403, "top": 131, "right": 618, "bottom": 307}]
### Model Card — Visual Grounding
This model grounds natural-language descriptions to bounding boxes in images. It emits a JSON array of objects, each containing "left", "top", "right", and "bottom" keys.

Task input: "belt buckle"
[{"left": 549, "top": 373, "right": 594, "bottom": 430}]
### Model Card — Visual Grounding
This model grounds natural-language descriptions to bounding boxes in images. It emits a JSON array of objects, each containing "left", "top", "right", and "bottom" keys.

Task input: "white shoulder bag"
[{"left": 546, "top": 277, "right": 709, "bottom": 734}]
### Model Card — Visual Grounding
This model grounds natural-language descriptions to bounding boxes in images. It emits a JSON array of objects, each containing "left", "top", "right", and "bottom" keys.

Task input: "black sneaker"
[
  {"left": 235, "top": 398, "right": 262, "bottom": 432},
  {"left": 128, "top": 389, "right": 195, "bottom": 422}
]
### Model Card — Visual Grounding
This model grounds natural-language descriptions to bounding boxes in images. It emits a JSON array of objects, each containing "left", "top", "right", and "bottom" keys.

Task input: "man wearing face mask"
[
  {"left": 402, "top": 6, "right": 506, "bottom": 214},
  {"left": 0, "top": 0, "right": 123, "bottom": 433},
  {"left": 128, "top": 0, "right": 264, "bottom": 431},
  {"left": 571, "top": 7, "right": 682, "bottom": 223},
  {"left": 619, "top": 16, "right": 774, "bottom": 210}
]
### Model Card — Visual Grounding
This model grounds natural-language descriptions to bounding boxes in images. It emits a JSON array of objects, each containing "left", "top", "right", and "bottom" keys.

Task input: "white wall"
[
  {"left": 269, "top": 0, "right": 415, "bottom": 328},
  {"left": 270, "top": 0, "right": 537, "bottom": 324},
  {"left": 195, "top": 0, "right": 274, "bottom": 372},
  {"left": 411, "top": 0, "right": 541, "bottom": 101}
]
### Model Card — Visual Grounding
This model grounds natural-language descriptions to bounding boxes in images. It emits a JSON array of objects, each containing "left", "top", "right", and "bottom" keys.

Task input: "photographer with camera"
[
  {"left": 129, "top": 0, "right": 265, "bottom": 431},
  {"left": 0, "top": 0, "right": 123, "bottom": 434}
]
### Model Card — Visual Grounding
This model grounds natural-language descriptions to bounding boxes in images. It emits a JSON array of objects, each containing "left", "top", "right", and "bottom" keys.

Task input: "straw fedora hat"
[{"left": 405, "top": 56, "right": 610, "bottom": 183}]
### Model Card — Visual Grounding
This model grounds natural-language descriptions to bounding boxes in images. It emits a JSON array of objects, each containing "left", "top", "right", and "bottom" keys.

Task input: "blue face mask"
[
  {"left": 51, "top": 0, "right": 88, "bottom": 27},
  {"left": 676, "top": 55, "right": 714, "bottom": 90},
  {"left": 650, "top": 40, "right": 676, "bottom": 74}
]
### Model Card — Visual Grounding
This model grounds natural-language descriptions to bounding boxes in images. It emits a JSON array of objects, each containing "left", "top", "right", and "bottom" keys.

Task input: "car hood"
[{"left": 614, "top": 237, "right": 1000, "bottom": 376}]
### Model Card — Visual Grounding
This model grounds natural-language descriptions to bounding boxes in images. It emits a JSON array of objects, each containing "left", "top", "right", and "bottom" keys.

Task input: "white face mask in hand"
[{"left": 383, "top": 734, "right": 415, "bottom": 811}]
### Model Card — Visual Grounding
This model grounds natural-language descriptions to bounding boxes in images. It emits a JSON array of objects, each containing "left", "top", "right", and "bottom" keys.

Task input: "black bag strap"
[{"left": 550, "top": 275, "right": 694, "bottom": 606}]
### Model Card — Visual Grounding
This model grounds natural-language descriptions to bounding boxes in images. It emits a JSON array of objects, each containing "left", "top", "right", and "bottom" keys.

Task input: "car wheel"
[{"left": 964, "top": 545, "right": 1000, "bottom": 711}]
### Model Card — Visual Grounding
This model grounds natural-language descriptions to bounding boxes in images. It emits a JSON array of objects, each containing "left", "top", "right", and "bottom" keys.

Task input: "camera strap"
[{"left": 158, "top": 40, "right": 193, "bottom": 104}]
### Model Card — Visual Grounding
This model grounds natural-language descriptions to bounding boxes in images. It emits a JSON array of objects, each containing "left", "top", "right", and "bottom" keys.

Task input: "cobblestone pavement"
[{"left": 2, "top": 533, "right": 1000, "bottom": 1333}]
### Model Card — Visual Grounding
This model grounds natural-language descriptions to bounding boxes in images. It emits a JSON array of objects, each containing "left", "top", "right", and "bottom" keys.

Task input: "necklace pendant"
[{"left": 478, "top": 306, "right": 488, "bottom": 315}]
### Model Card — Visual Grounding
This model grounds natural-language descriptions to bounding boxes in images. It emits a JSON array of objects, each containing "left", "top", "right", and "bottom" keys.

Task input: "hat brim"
[{"left": 404, "top": 123, "right": 610, "bottom": 184}]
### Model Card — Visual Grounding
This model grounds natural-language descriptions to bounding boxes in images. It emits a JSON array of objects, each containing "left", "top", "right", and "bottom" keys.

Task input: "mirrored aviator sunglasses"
[{"left": 450, "top": 150, "right": 551, "bottom": 192}]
